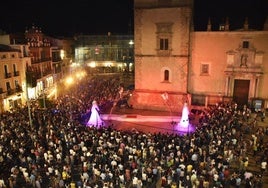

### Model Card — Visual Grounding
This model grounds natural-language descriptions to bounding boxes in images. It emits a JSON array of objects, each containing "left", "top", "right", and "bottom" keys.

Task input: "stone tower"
[{"left": 131, "top": 0, "right": 193, "bottom": 112}]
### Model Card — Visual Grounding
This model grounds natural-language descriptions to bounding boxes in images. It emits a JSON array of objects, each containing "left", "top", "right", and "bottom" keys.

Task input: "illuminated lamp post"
[
  {"left": 25, "top": 71, "right": 33, "bottom": 128},
  {"left": 127, "top": 40, "right": 134, "bottom": 72},
  {"left": 41, "top": 66, "right": 46, "bottom": 109}
]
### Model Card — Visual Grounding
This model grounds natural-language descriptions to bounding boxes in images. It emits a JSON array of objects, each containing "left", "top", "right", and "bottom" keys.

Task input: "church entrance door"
[{"left": 233, "top": 79, "right": 250, "bottom": 106}]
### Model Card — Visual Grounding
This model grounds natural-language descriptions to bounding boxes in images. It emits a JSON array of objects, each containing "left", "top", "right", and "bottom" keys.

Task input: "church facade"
[{"left": 131, "top": 0, "right": 268, "bottom": 112}]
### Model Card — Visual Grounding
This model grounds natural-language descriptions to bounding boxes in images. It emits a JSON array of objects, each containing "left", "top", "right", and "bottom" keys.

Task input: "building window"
[
  {"left": 41, "top": 51, "right": 46, "bottom": 59},
  {"left": 4, "top": 65, "right": 8, "bottom": 75},
  {"left": 13, "top": 64, "right": 16, "bottom": 72},
  {"left": 15, "top": 80, "right": 19, "bottom": 87},
  {"left": 201, "top": 64, "right": 209, "bottom": 75},
  {"left": 243, "top": 41, "right": 249, "bottom": 48},
  {"left": 160, "top": 39, "right": 169, "bottom": 50},
  {"left": 161, "top": 67, "right": 171, "bottom": 82},
  {"left": 156, "top": 22, "right": 173, "bottom": 56},
  {"left": 6, "top": 82, "right": 11, "bottom": 91},
  {"left": 164, "top": 70, "right": 169, "bottom": 81}
]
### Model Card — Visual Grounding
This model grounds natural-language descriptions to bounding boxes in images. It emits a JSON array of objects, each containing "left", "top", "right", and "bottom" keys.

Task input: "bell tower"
[{"left": 132, "top": 0, "right": 193, "bottom": 112}]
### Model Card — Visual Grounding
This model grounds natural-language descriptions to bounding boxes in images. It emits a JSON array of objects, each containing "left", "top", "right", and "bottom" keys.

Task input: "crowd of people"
[{"left": 0, "top": 74, "right": 267, "bottom": 188}]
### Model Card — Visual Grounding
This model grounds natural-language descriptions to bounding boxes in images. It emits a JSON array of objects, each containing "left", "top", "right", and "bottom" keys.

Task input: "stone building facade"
[
  {"left": 190, "top": 31, "right": 268, "bottom": 110},
  {"left": 132, "top": 0, "right": 193, "bottom": 112},
  {"left": 131, "top": 0, "right": 268, "bottom": 112}
]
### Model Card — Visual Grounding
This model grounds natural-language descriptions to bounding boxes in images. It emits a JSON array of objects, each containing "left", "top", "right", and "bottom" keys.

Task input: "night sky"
[
  {"left": 194, "top": 0, "right": 268, "bottom": 31},
  {"left": 0, "top": 0, "right": 267, "bottom": 37}
]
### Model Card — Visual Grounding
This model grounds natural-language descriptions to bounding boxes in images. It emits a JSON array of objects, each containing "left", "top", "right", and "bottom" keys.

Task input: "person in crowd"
[{"left": 0, "top": 73, "right": 267, "bottom": 188}]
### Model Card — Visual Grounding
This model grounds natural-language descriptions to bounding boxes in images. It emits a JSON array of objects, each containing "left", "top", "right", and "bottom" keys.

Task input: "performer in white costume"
[
  {"left": 180, "top": 102, "right": 189, "bottom": 127},
  {"left": 86, "top": 100, "right": 104, "bottom": 128}
]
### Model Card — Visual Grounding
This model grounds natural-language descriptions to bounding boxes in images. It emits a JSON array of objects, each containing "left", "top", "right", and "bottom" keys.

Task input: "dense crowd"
[{"left": 0, "top": 74, "right": 267, "bottom": 188}]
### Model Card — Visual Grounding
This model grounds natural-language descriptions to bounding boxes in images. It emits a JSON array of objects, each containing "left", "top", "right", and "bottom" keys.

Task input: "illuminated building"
[
  {"left": 132, "top": 0, "right": 268, "bottom": 112},
  {"left": 0, "top": 43, "right": 30, "bottom": 112},
  {"left": 73, "top": 33, "right": 134, "bottom": 73},
  {"left": 0, "top": 25, "right": 73, "bottom": 111}
]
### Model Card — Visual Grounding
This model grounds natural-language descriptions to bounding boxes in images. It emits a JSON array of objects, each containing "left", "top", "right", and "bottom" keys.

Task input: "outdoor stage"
[
  {"left": 101, "top": 112, "right": 196, "bottom": 135},
  {"left": 102, "top": 114, "right": 180, "bottom": 122}
]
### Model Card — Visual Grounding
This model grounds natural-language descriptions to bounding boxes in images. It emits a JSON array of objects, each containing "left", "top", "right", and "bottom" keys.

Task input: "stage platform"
[
  {"left": 101, "top": 108, "right": 197, "bottom": 135},
  {"left": 102, "top": 114, "right": 180, "bottom": 122}
]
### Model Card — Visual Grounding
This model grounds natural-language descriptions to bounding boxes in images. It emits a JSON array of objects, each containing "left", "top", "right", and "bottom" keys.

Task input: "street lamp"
[
  {"left": 126, "top": 40, "right": 134, "bottom": 72},
  {"left": 41, "top": 67, "right": 46, "bottom": 109},
  {"left": 25, "top": 72, "right": 33, "bottom": 128},
  {"left": 129, "top": 40, "right": 134, "bottom": 45}
]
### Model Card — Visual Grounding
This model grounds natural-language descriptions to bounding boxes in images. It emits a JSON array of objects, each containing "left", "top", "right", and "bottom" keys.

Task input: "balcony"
[
  {"left": 52, "top": 57, "right": 62, "bottom": 63},
  {"left": 5, "top": 73, "right": 12, "bottom": 79},
  {"left": 15, "top": 85, "right": 22, "bottom": 92},
  {"left": 7, "top": 87, "right": 22, "bottom": 96},
  {"left": 7, "top": 89, "right": 14, "bottom": 96},
  {"left": 42, "top": 69, "right": 53, "bottom": 77},
  {"left": 13, "top": 71, "right": 20, "bottom": 77},
  {"left": 0, "top": 93, "right": 6, "bottom": 99},
  {"left": 31, "top": 57, "right": 52, "bottom": 64}
]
